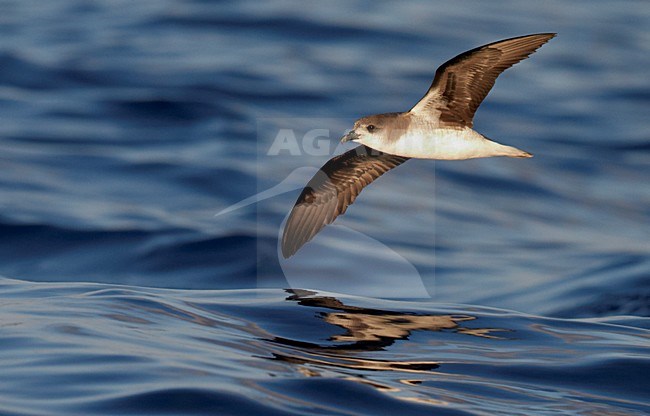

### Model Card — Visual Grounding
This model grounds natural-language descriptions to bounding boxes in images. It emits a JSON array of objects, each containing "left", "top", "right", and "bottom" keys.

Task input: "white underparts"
[{"left": 358, "top": 128, "right": 531, "bottom": 160}]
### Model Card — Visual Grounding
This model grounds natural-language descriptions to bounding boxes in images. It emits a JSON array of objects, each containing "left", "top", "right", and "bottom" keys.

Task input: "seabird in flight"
[{"left": 281, "top": 33, "right": 556, "bottom": 258}]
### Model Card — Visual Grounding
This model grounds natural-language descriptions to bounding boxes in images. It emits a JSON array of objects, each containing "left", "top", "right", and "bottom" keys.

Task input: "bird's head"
[{"left": 340, "top": 113, "right": 403, "bottom": 148}]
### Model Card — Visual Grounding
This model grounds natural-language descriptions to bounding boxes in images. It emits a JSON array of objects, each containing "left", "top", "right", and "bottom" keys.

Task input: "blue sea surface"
[{"left": 1, "top": 1, "right": 649, "bottom": 415}]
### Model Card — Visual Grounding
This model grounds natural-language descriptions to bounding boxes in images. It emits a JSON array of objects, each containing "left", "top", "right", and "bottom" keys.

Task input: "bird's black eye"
[{"left": 367, "top": 125, "right": 376, "bottom": 132}]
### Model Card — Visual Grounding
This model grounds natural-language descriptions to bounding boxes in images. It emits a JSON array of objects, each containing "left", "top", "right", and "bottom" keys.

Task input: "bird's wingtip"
[{"left": 280, "top": 234, "right": 296, "bottom": 259}]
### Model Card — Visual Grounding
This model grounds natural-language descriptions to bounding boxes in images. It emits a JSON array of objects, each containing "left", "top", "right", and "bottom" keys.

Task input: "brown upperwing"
[
  {"left": 409, "top": 33, "right": 556, "bottom": 127},
  {"left": 282, "top": 146, "right": 409, "bottom": 258}
]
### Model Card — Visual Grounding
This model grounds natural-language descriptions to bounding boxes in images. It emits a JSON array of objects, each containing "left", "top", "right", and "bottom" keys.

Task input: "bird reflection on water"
[{"left": 269, "top": 290, "right": 509, "bottom": 374}]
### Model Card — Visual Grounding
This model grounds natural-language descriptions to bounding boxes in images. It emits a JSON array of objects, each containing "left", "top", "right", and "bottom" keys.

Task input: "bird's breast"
[{"left": 363, "top": 128, "right": 503, "bottom": 160}]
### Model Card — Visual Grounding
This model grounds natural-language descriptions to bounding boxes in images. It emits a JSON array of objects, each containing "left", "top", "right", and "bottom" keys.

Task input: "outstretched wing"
[
  {"left": 409, "top": 33, "right": 556, "bottom": 127},
  {"left": 281, "top": 146, "right": 409, "bottom": 258}
]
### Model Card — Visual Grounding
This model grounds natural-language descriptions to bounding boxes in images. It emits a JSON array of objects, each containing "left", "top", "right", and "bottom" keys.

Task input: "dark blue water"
[{"left": 1, "top": 1, "right": 648, "bottom": 415}]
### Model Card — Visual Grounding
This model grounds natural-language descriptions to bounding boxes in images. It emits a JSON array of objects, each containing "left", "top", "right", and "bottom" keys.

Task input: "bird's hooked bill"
[{"left": 340, "top": 130, "right": 359, "bottom": 143}]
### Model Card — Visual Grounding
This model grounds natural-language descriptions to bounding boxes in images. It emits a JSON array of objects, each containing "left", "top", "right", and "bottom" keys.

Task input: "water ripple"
[{"left": 1, "top": 280, "right": 648, "bottom": 415}]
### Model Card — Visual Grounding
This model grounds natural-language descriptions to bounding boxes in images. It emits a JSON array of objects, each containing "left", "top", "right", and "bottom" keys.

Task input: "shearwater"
[{"left": 282, "top": 33, "right": 556, "bottom": 258}]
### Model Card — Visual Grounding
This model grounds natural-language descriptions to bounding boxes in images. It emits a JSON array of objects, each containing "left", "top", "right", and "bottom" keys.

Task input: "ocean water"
[{"left": 1, "top": 0, "right": 649, "bottom": 415}]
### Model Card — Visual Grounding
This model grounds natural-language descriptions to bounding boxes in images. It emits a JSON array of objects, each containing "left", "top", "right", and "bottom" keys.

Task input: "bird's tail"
[
  {"left": 505, "top": 146, "right": 533, "bottom": 158},
  {"left": 481, "top": 135, "right": 533, "bottom": 158}
]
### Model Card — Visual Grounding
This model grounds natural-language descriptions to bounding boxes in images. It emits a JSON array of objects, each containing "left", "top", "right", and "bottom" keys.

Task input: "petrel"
[{"left": 282, "top": 33, "right": 556, "bottom": 258}]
